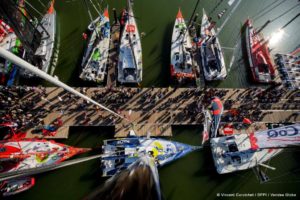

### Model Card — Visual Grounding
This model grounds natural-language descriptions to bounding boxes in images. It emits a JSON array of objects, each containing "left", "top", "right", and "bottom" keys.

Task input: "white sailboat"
[
  {"left": 211, "top": 124, "right": 300, "bottom": 175},
  {"left": 170, "top": 8, "right": 194, "bottom": 80},
  {"left": 200, "top": 9, "right": 227, "bottom": 81},
  {"left": 80, "top": 8, "right": 110, "bottom": 83},
  {"left": 101, "top": 136, "right": 200, "bottom": 176},
  {"left": 117, "top": 0, "right": 142, "bottom": 84},
  {"left": 21, "top": 0, "right": 56, "bottom": 78}
]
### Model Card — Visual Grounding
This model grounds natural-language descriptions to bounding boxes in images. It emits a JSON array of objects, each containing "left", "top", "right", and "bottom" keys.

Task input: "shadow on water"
[{"left": 159, "top": 23, "right": 173, "bottom": 87}]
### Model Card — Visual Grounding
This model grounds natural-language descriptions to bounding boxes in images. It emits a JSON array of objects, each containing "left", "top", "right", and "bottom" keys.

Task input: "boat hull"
[
  {"left": 101, "top": 137, "right": 197, "bottom": 176},
  {"left": 200, "top": 9, "right": 227, "bottom": 81},
  {"left": 244, "top": 19, "right": 275, "bottom": 83},
  {"left": 80, "top": 9, "right": 110, "bottom": 83},
  {"left": 20, "top": 10, "right": 56, "bottom": 78},
  {"left": 117, "top": 2, "right": 143, "bottom": 84},
  {"left": 0, "top": 138, "right": 89, "bottom": 172},
  {"left": 1, "top": 177, "right": 35, "bottom": 197},
  {"left": 170, "top": 9, "right": 195, "bottom": 80},
  {"left": 210, "top": 133, "right": 282, "bottom": 174}
]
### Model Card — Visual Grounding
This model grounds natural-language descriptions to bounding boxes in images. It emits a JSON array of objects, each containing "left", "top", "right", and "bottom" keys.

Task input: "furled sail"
[{"left": 250, "top": 124, "right": 300, "bottom": 149}]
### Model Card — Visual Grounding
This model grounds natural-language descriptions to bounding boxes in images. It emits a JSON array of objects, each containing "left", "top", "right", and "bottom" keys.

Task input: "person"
[{"left": 82, "top": 32, "right": 88, "bottom": 40}]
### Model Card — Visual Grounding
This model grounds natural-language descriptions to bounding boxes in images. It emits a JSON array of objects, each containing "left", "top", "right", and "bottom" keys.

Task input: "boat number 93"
[{"left": 267, "top": 126, "right": 299, "bottom": 138}]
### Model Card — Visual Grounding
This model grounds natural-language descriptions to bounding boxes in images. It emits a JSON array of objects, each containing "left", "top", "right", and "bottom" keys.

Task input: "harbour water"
[
  {"left": 12, "top": 126, "right": 300, "bottom": 200},
  {"left": 9, "top": 0, "right": 300, "bottom": 199},
  {"left": 24, "top": 0, "right": 300, "bottom": 87}
]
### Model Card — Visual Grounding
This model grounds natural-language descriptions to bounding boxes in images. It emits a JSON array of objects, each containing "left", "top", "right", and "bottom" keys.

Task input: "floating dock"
[{"left": 107, "top": 21, "right": 120, "bottom": 87}]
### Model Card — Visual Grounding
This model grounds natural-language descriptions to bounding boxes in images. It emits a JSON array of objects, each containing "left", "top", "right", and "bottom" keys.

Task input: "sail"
[
  {"left": 210, "top": 97, "right": 223, "bottom": 138},
  {"left": 0, "top": 0, "right": 42, "bottom": 55},
  {"left": 250, "top": 124, "right": 300, "bottom": 149}
]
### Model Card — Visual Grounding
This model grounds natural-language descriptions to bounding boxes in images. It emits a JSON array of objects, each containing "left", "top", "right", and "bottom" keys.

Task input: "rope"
[
  {"left": 252, "top": 0, "right": 286, "bottom": 21},
  {"left": 24, "top": 0, "right": 43, "bottom": 17},
  {"left": 270, "top": 3, "right": 300, "bottom": 23}
]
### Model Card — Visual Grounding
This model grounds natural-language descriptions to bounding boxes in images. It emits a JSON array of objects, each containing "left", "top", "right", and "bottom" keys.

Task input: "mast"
[{"left": 0, "top": 47, "right": 127, "bottom": 121}]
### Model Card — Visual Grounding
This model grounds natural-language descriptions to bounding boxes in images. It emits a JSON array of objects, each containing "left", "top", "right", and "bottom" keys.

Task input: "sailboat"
[
  {"left": 101, "top": 132, "right": 199, "bottom": 176},
  {"left": 21, "top": 0, "right": 56, "bottom": 78},
  {"left": 80, "top": 8, "right": 110, "bottom": 83},
  {"left": 204, "top": 97, "right": 300, "bottom": 182},
  {"left": 244, "top": 19, "right": 275, "bottom": 83},
  {"left": 0, "top": 177, "right": 35, "bottom": 197},
  {"left": 170, "top": 8, "right": 194, "bottom": 81},
  {"left": 210, "top": 124, "right": 300, "bottom": 175},
  {"left": 0, "top": 138, "right": 90, "bottom": 196},
  {"left": 200, "top": 9, "right": 227, "bottom": 81},
  {"left": 0, "top": 19, "right": 18, "bottom": 85},
  {"left": 117, "top": 0, "right": 142, "bottom": 84}
]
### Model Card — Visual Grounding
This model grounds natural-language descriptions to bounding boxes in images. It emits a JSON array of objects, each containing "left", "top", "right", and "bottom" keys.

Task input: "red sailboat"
[
  {"left": 0, "top": 138, "right": 90, "bottom": 196},
  {"left": 245, "top": 19, "right": 276, "bottom": 83}
]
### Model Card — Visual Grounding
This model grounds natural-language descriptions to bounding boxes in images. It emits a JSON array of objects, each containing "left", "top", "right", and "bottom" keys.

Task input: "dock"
[
  {"left": 107, "top": 21, "right": 120, "bottom": 87},
  {"left": 1, "top": 87, "right": 299, "bottom": 139},
  {"left": 189, "top": 19, "right": 205, "bottom": 88}
]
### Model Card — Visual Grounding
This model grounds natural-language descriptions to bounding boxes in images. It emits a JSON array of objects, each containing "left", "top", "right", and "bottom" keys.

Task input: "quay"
[
  {"left": 106, "top": 20, "right": 120, "bottom": 87},
  {"left": 1, "top": 87, "right": 299, "bottom": 139}
]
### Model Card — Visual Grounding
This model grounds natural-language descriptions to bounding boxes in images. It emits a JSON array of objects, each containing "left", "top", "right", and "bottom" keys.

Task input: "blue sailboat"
[{"left": 101, "top": 135, "right": 200, "bottom": 176}]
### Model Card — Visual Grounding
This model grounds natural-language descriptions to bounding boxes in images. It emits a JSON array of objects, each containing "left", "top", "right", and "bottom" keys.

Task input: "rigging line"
[
  {"left": 270, "top": 3, "right": 300, "bottom": 23},
  {"left": 187, "top": 0, "right": 201, "bottom": 29},
  {"left": 251, "top": 0, "right": 281, "bottom": 19},
  {"left": 83, "top": 0, "right": 99, "bottom": 37},
  {"left": 0, "top": 48, "right": 128, "bottom": 122},
  {"left": 267, "top": 168, "right": 300, "bottom": 181},
  {"left": 38, "top": 0, "right": 46, "bottom": 8},
  {"left": 95, "top": 0, "right": 104, "bottom": 14},
  {"left": 89, "top": 0, "right": 100, "bottom": 16},
  {"left": 24, "top": 0, "right": 43, "bottom": 17},
  {"left": 214, "top": 0, "right": 242, "bottom": 38},
  {"left": 253, "top": 0, "right": 286, "bottom": 21},
  {"left": 209, "top": 0, "right": 225, "bottom": 16},
  {"left": 256, "top": 2, "right": 300, "bottom": 31},
  {"left": 281, "top": 12, "right": 300, "bottom": 29},
  {"left": 266, "top": 180, "right": 300, "bottom": 184}
]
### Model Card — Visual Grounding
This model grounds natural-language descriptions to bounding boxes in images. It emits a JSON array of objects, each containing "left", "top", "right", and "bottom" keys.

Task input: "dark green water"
[
  {"left": 25, "top": 0, "right": 300, "bottom": 87},
  {"left": 11, "top": 126, "right": 300, "bottom": 200},
  {"left": 11, "top": 0, "right": 300, "bottom": 199}
]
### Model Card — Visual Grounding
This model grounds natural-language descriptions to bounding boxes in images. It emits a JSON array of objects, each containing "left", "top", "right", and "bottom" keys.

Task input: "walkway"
[{"left": 1, "top": 87, "right": 298, "bottom": 138}]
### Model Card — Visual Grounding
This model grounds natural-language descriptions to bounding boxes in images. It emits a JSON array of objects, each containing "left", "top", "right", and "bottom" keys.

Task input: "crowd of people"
[
  {"left": 0, "top": 86, "right": 299, "bottom": 134},
  {"left": 0, "top": 86, "right": 47, "bottom": 130}
]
